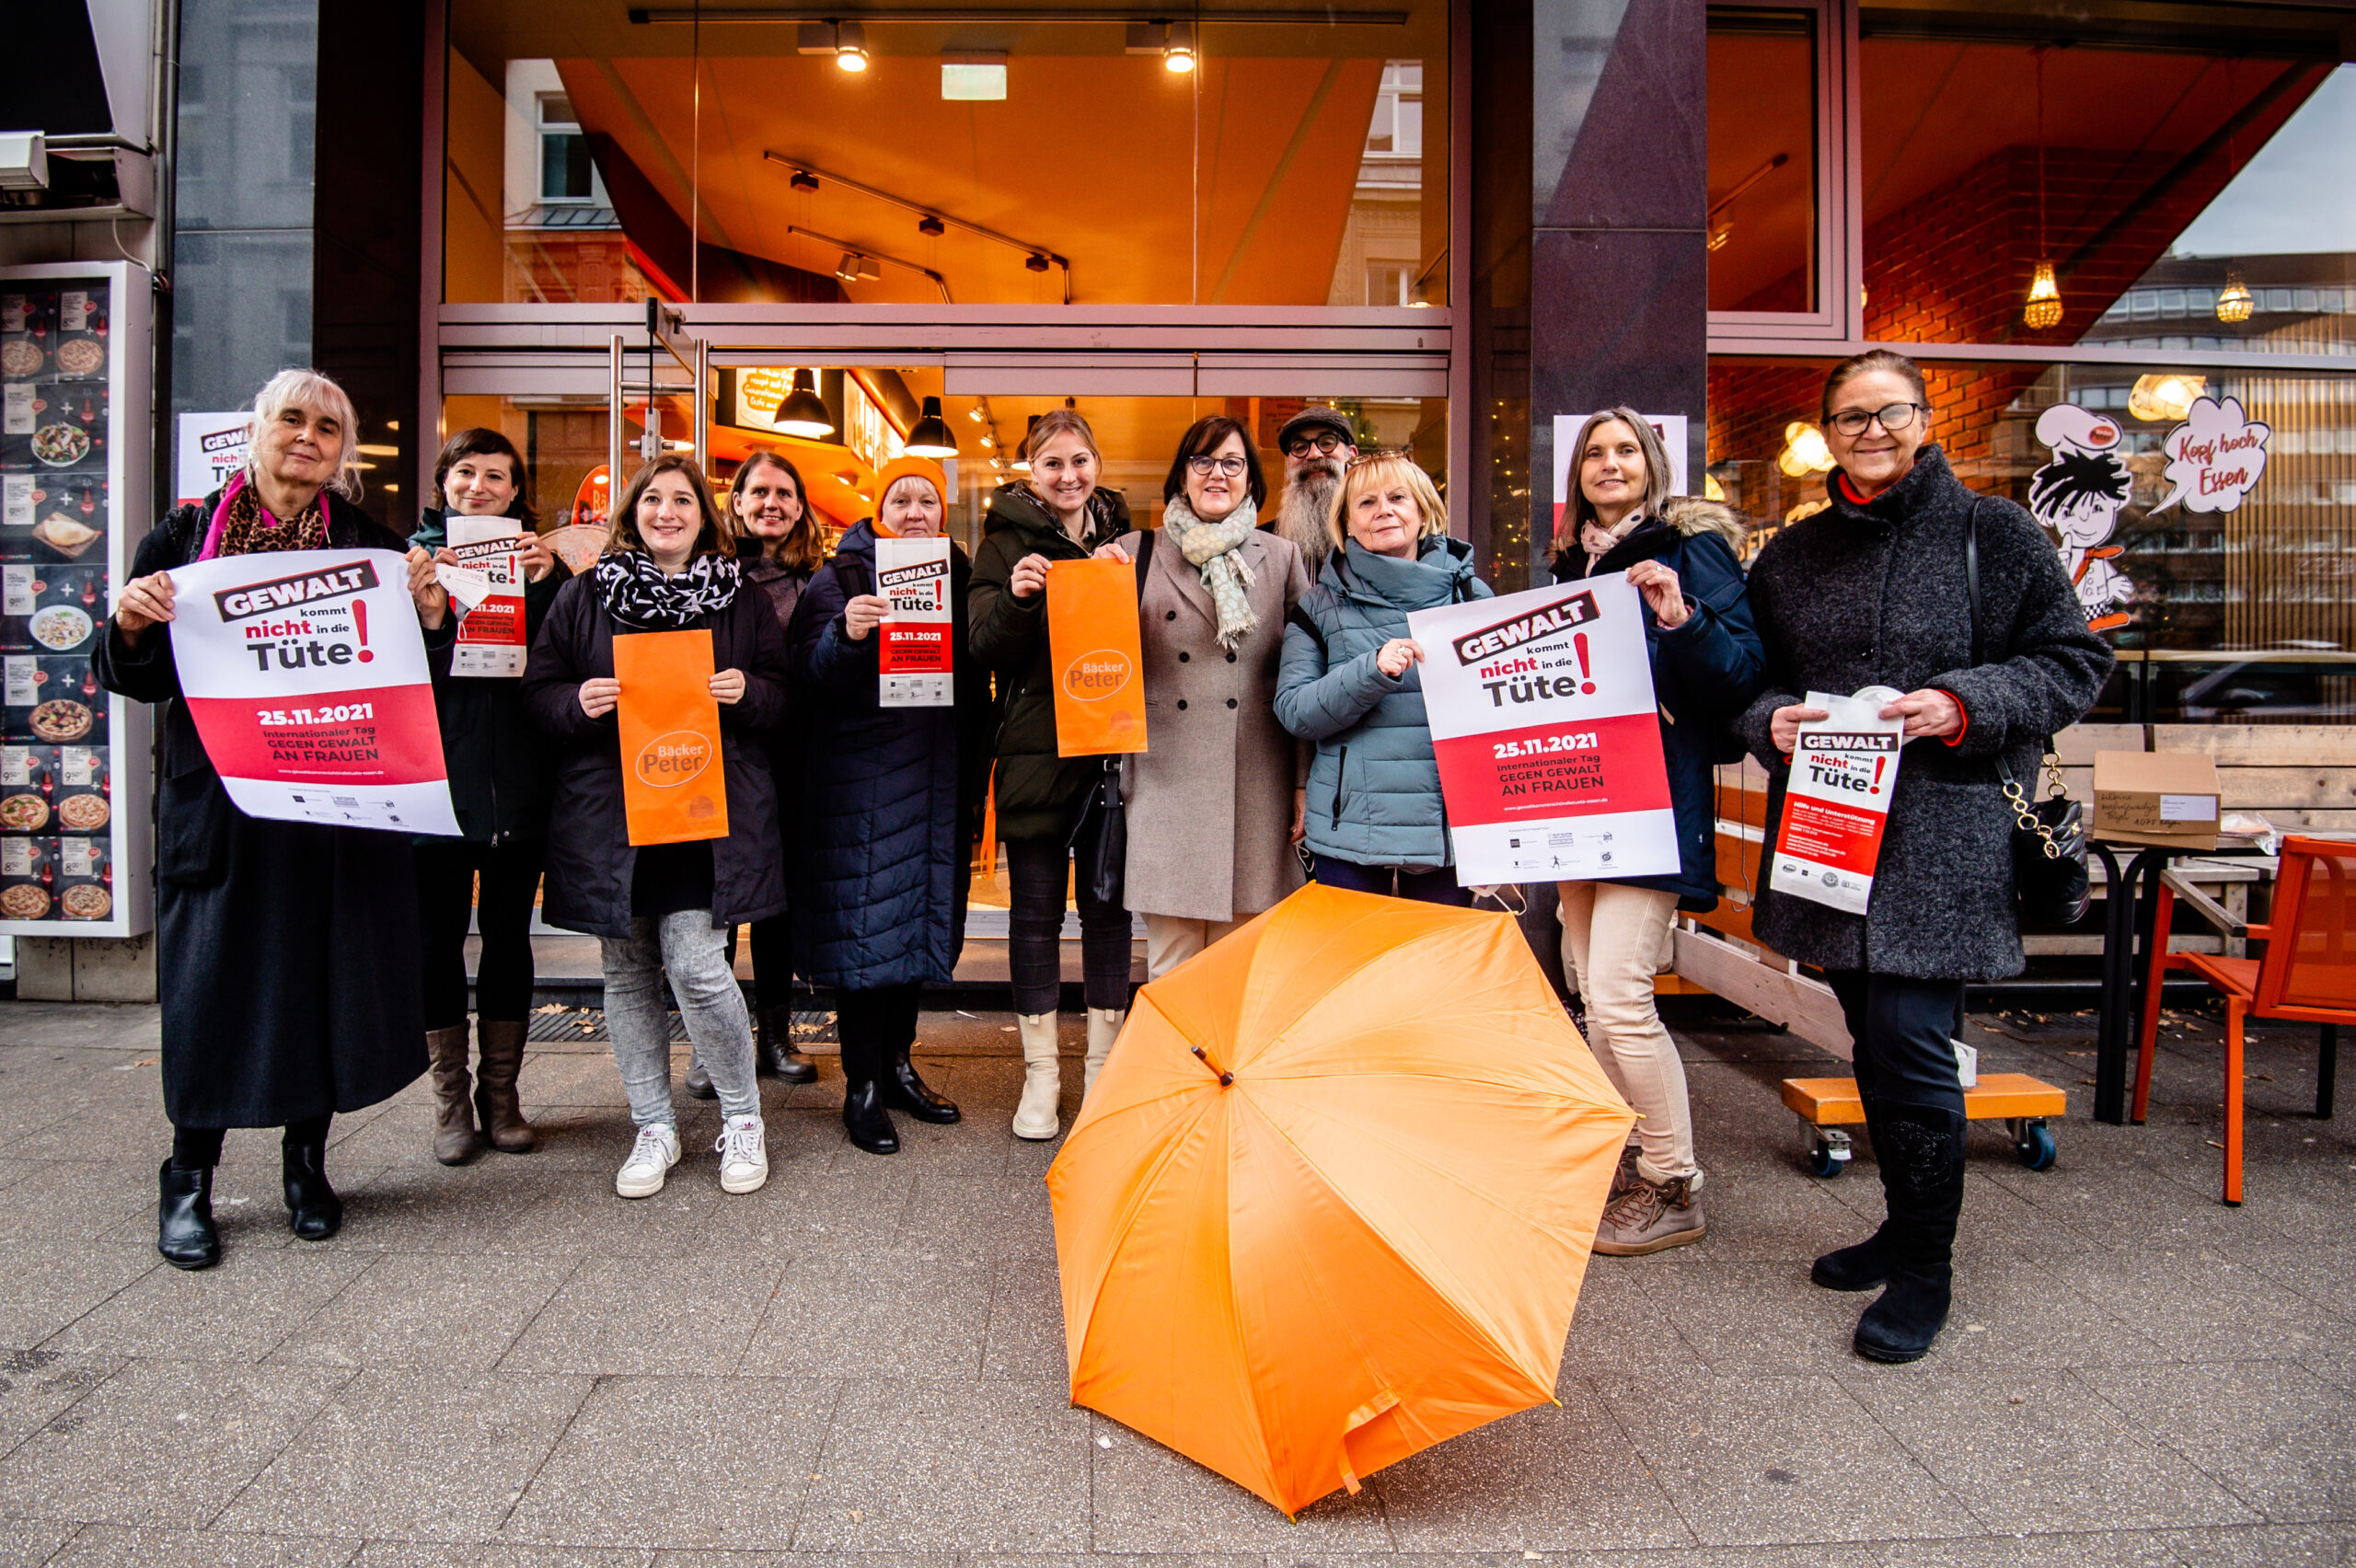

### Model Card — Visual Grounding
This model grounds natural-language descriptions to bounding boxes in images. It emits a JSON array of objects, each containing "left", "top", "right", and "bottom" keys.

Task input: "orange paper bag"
[
  {"left": 613, "top": 628, "right": 730, "bottom": 846},
  {"left": 1047, "top": 558, "right": 1148, "bottom": 757}
]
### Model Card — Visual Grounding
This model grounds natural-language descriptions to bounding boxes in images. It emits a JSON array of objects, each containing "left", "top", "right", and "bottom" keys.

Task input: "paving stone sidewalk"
[{"left": 0, "top": 996, "right": 2350, "bottom": 1567}]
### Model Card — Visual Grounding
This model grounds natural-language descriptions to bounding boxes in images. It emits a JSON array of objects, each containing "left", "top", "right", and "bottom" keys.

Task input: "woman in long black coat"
[
  {"left": 94, "top": 369, "right": 455, "bottom": 1271},
  {"left": 791, "top": 457, "right": 992, "bottom": 1155},
  {"left": 1732, "top": 350, "right": 2111, "bottom": 1365}
]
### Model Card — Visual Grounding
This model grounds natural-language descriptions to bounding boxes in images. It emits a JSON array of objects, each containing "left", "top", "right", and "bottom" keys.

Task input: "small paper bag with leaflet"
[
  {"left": 876, "top": 536, "right": 953, "bottom": 708},
  {"left": 1046, "top": 559, "right": 1148, "bottom": 756},
  {"left": 614, "top": 628, "right": 729, "bottom": 847},
  {"left": 1769, "top": 688, "right": 1905, "bottom": 915},
  {"left": 445, "top": 517, "right": 529, "bottom": 677}
]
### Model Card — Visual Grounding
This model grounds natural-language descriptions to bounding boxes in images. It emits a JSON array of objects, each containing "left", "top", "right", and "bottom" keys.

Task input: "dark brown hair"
[
  {"left": 1161, "top": 414, "right": 1268, "bottom": 509},
  {"left": 728, "top": 450, "right": 825, "bottom": 572},
  {"left": 605, "top": 455, "right": 735, "bottom": 560},
  {"left": 1820, "top": 350, "right": 1930, "bottom": 423},
  {"left": 432, "top": 426, "right": 539, "bottom": 530}
]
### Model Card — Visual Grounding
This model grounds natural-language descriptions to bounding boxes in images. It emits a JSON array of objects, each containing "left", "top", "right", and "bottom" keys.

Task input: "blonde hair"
[
  {"left": 1022, "top": 407, "right": 1101, "bottom": 464},
  {"left": 1558, "top": 408, "right": 1673, "bottom": 549},
  {"left": 1330, "top": 453, "right": 1449, "bottom": 551},
  {"left": 246, "top": 369, "right": 365, "bottom": 502}
]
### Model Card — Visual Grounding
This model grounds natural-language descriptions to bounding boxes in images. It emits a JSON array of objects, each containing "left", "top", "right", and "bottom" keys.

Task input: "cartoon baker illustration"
[{"left": 2028, "top": 403, "right": 2135, "bottom": 635}]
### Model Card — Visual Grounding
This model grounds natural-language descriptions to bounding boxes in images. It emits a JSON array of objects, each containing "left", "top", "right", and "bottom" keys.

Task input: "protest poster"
[
  {"left": 1407, "top": 571, "right": 1677, "bottom": 885},
  {"left": 1046, "top": 558, "right": 1147, "bottom": 756},
  {"left": 163, "top": 548, "right": 459, "bottom": 835},
  {"left": 445, "top": 517, "right": 528, "bottom": 677},
  {"left": 175, "top": 412, "right": 251, "bottom": 506},
  {"left": 612, "top": 628, "right": 729, "bottom": 847},
  {"left": 1765, "top": 688, "right": 1905, "bottom": 915},
  {"left": 876, "top": 535, "right": 953, "bottom": 707}
]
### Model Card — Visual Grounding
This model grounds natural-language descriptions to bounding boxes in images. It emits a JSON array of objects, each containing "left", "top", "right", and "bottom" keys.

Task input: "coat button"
[
  {"left": 1178, "top": 651, "right": 1190, "bottom": 663},
  {"left": 1226, "top": 651, "right": 1237, "bottom": 663},
  {"left": 1226, "top": 698, "right": 1238, "bottom": 709},
  {"left": 1165, "top": 610, "right": 1176, "bottom": 620},
  {"left": 1177, "top": 698, "right": 1188, "bottom": 710}
]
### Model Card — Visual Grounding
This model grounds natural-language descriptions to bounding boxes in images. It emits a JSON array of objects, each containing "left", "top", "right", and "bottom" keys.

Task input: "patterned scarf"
[
  {"left": 1579, "top": 511, "right": 1646, "bottom": 575},
  {"left": 1162, "top": 494, "right": 1260, "bottom": 651},
  {"left": 203, "top": 472, "right": 327, "bottom": 559},
  {"left": 593, "top": 549, "right": 740, "bottom": 630}
]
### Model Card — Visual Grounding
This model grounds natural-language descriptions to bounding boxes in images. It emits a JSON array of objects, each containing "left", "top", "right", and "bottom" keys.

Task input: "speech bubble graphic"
[{"left": 2154, "top": 395, "right": 2271, "bottom": 515}]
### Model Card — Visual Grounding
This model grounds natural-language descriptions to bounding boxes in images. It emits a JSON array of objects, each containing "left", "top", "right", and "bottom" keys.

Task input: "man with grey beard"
[{"left": 1268, "top": 406, "right": 1357, "bottom": 575}]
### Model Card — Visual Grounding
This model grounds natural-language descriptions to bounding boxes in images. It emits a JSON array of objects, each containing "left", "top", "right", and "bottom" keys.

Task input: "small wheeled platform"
[{"left": 1780, "top": 1074, "right": 2067, "bottom": 1178}]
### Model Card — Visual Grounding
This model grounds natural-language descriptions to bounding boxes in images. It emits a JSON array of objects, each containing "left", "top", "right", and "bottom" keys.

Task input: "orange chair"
[{"left": 2135, "top": 836, "right": 2356, "bottom": 1205}]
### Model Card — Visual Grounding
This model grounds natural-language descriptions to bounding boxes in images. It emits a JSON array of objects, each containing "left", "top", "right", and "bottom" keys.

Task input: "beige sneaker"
[{"left": 1594, "top": 1173, "right": 1705, "bottom": 1256}]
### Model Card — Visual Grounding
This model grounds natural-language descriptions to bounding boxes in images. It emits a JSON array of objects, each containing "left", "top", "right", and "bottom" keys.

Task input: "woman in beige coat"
[{"left": 1102, "top": 415, "right": 1313, "bottom": 978}]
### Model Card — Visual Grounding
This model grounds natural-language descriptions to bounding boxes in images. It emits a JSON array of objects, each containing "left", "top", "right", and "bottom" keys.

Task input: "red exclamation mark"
[
  {"left": 1869, "top": 756, "right": 1886, "bottom": 794},
  {"left": 1574, "top": 631, "right": 1595, "bottom": 694},
  {"left": 353, "top": 599, "right": 373, "bottom": 663}
]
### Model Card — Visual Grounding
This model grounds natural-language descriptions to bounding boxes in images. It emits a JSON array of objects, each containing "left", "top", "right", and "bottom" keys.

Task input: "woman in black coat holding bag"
[
  {"left": 1734, "top": 351, "right": 2111, "bottom": 1364},
  {"left": 410, "top": 427, "right": 569, "bottom": 1165},
  {"left": 95, "top": 369, "right": 455, "bottom": 1270},
  {"left": 792, "top": 456, "right": 992, "bottom": 1155}
]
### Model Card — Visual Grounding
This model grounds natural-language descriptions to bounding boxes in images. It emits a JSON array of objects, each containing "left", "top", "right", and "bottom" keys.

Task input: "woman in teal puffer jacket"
[{"left": 1274, "top": 453, "right": 1492, "bottom": 905}]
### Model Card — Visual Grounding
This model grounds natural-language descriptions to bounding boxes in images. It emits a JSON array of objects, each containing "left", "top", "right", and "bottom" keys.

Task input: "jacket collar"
[
  {"left": 1329, "top": 534, "right": 1477, "bottom": 610},
  {"left": 1827, "top": 444, "right": 1958, "bottom": 529}
]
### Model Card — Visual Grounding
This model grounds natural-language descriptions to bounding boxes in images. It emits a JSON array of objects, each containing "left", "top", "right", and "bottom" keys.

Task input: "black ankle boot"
[
  {"left": 282, "top": 1136, "right": 343, "bottom": 1241},
  {"left": 881, "top": 1047, "right": 959, "bottom": 1124},
  {"left": 157, "top": 1159, "right": 220, "bottom": 1270},
  {"left": 756, "top": 1005, "right": 817, "bottom": 1085},
  {"left": 1853, "top": 1104, "right": 1966, "bottom": 1364},
  {"left": 842, "top": 1078, "right": 900, "bottom": 1155}
]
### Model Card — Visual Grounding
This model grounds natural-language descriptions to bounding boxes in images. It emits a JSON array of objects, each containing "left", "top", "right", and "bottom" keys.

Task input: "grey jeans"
[{"left": 601, "top": 910, "right": 759, "bottom": 1124}]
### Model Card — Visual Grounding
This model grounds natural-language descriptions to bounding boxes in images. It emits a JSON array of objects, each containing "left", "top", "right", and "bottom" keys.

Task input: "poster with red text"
[
  {"left": 1766, "top": 689, "right": 1904, "bottom": 916},
  {"left": 1408, "top": 571, "right": 1678, "bottom": 885},
  {"left": 160, "top": 548, "right": 461, "bottom": 835},
  {"left": 876, "top": 536, "right": 953, "bottom": 707}
]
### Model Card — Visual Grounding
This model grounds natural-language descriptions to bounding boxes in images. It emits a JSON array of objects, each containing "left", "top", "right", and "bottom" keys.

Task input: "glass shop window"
[{"left": 1705, "top": 7, "right": 1820, "bottom": 316}]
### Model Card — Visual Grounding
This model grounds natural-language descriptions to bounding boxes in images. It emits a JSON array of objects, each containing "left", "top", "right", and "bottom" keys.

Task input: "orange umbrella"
[{"left": 1046, "top": 882, "right": 1635, "bottom": 1517}]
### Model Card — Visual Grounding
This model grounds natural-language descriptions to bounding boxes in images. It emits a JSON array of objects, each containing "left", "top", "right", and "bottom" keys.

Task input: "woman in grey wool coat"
[{"left": 1732, "top": 350, "right": 2111, "bottom": 1365}]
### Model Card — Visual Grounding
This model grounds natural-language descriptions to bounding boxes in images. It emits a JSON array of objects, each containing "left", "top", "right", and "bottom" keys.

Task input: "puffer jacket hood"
[{"left": 981, "top": 479, "right": 1131, "bottom": 551}]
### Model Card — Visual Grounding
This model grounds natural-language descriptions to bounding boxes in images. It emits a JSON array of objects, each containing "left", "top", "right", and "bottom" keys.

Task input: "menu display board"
[{"left": 0, "top": 262, "right": 155, "bottom": 936}]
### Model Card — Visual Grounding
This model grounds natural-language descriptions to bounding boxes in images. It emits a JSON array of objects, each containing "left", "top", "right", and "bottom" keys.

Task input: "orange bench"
[{"left": 1780, "top": 1074, "right": 2067, "bottom": 1178}]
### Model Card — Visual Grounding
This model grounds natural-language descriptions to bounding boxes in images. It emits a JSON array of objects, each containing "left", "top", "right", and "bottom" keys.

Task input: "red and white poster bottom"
[
  {"left": 1432, "top": 711, "right": 1678, "bottom": 883},
  {"left": 183, "top": 686, "right": 460, "bottom": 832}
]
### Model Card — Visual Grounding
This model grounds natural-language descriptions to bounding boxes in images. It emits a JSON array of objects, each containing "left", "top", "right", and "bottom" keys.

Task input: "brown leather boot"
[
  {"left": 427, "top": 1025, "right": 485, "bottom": 1166},
  {"left": 473, "top": 1020, "right": 536, "bottom": 1154}
]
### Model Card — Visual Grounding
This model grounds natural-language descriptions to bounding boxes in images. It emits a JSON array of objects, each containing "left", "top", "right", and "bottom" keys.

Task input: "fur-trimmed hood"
[{"left": 1659, "top": 495, "right": 1748, "bottom": 552}]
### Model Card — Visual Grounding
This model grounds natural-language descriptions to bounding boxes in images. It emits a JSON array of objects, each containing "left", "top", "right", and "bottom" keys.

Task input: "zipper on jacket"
[{"left": 1331, "top": 745, "right": 1347, "bottom": 822}]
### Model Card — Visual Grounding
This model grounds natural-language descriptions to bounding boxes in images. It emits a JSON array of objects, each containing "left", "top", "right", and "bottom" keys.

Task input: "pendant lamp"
[
  {"left": 2216, "top": 272, "right": 2255, "bottom": 324},
  {"left": 2022, "top": 49, "right": 2063, "bottom": 330},
  {"left": 907, "top": 396, "right": 959, "bottom": 458},
  {"left": 772, "top": 370, "right": 835, "bottom": 439}
]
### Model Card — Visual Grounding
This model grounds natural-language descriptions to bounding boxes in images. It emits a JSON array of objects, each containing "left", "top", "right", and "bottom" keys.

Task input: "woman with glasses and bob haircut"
[
  {"left": 1733, "top": 350, "right": 2109, "bottom": 1365},
  {"left": 1097, "top": 414, "right": 1312, "bottom": 981}
]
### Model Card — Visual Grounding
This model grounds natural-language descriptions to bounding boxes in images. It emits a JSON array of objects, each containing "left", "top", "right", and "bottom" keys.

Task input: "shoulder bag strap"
[{"left": 1133, "top": 528, "right": 1155, "bottom": 603}]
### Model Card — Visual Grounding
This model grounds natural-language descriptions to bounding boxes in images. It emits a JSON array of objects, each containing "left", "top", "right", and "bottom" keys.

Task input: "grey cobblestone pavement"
[{"left": 0, "top": 997, "right": 2350, "bottom": 1565}]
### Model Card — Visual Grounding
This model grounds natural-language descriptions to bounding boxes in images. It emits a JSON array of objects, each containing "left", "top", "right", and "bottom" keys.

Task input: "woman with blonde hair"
[
  {"left": 524, "top": 455, "right": 791, "bottom": 1200},
  {"left": 97, "top": 369, "right": 456, "bottom": 1268},
  {"left": 1551, "top": 406, "right": 1763, "bottom": 1258},
  {"left": 1274, "top": 452, "right": 1490, "bottom": 905}
]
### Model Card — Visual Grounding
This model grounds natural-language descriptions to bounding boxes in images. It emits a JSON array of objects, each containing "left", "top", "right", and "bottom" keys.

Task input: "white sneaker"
[
  {"left": 715, "top": 1114, "right": 768, "bottom": 1194},
  {"left": 615, "top": 1123, "right": 681, "bottom": 1199}
]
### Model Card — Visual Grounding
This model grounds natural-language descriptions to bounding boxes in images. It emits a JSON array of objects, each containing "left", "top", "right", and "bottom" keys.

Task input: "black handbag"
[
  {"left": 1966, "top": 503, "right": 2092, "bottom": 928},
  {"left": 1070, "top": 531, "right": 1154, "bottom": 906}
]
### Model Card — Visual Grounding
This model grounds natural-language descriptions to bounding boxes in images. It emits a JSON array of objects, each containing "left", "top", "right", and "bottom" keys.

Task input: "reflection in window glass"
[{"left": 1705, "top": 8, "right": 1817, "bottom": 313}]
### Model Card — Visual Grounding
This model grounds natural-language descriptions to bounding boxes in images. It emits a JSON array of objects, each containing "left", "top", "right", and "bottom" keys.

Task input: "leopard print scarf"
[{"left": 210, "top": 474, "right": 327, "bottom": 558}]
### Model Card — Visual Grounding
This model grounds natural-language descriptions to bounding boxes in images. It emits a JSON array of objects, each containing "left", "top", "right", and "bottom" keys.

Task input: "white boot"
[
  {"left": 1084, "top": 1007, "right": 1126, "bottom": 1098},
  {"left": 1011, "top": 1012, "right": 1062, "bottom": 1140}
]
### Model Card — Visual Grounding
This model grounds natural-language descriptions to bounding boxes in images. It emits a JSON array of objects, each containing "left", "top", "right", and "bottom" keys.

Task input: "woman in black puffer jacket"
[{"left": 1734, "top": 351, "right": 2111, "bottom": 1365}]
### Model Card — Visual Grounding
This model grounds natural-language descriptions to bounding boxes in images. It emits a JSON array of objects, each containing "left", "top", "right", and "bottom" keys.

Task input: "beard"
[{"left": 1276, "top": 462, "right": 1344, "bottom": 571}]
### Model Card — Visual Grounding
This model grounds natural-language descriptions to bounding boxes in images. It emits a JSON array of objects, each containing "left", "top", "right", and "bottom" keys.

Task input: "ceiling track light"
[
  {"left": 1126, "top": 19, "right": 1197, "bottom": 71},
  {"left": 906, "top": 396, "right": 959, "bottom": 459},
  {"left": 764, "top": 151, "right": 1072, "bottom": 302},
  {"left": 795, "top": 19, "right": 867, "bottom": 70},
  {"left": 917, "top": 214, "right": 945, "bottom": 236},
  {"left": 790, "top": 224, "right": 952, "bottom": 301},
  {"left": 790, "top": 169, "right": 819, "bottom": 193}
]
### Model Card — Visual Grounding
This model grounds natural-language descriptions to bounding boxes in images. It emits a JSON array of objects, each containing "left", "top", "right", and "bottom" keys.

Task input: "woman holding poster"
[
  {"left": 96, "top": 369, "right": 454, "bottom": 1270},
  {"left": 1103, "top": 416, "right": 1312, "bottom": 980},
  {"left": 969, "top": 409, "right": 1136, "bottom": 1140},
  {"left": 1274, "top": 452, "right": 1489, "bottom": 906},
  {"left": 791, "top": 456, "right": 992, "bottom": 1156},
  {"left": 1733, "top": 352, "right": 2110, "bottom": 1364},
  {"left": 409, "top": 427, "right": 568, "bottom": 1165},
  {"left": 1549, "top": 409, "right": 1763, "bottom": 1259},
  {"left": 523, "top": 456, "right": 790, "bottom": 1201}
]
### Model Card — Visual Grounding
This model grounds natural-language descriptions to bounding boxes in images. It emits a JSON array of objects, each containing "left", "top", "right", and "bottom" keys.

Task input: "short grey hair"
[
  {"left": 246, "top": 368, "right": 365, "bottom": 502},
  {"left": 1557, "top": 407, "right": 1673, "bottom": 550}
]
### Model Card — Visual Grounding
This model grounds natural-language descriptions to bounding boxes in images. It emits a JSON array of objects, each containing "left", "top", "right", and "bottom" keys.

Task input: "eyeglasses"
[
  {"left": 1185, "top": 455, "right": 1250, "bottom": 478},
  {"left": 1827, "top": 401, "right": 1929, "bottom": 437},
  {"left": 1283, "top": 432, "right": 1350, "bottom": 457}
]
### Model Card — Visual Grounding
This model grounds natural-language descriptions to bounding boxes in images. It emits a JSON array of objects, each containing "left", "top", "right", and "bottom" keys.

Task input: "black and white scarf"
[{"left": 593, "top": 550, "right": 740, "bottom": 630}]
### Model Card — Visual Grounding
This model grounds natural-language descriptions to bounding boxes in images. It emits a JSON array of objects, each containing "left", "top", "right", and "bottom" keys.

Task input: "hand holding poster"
[
  {"left": 445, "top": 517, "right": 529, "bottom": 677},
  {"left": 612, "top": 628, "right": 729, "bottom": 847},
  {"left": 1046, "top": 559, "right": 1147, "bottom": 756},
  {"left": 1767, "top": 688, "right": 1904, "bottom": 915},
  {"left": 876, "top": 536, "right": 953, "bottom": 707},
  {"left": 1408, "top": 571, "right": 1677, "bottom": 885},
  {"left": 161, "top": 548, "right": 459, "bottom": 835}
]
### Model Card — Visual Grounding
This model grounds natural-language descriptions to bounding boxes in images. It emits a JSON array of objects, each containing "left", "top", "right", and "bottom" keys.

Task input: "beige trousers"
[
  {"left": 1143, "top": 914, "right": 1250, "bottom": 982},
  {"left": 1557, "top": 881, "right": 1696, "bottom": 1183}
]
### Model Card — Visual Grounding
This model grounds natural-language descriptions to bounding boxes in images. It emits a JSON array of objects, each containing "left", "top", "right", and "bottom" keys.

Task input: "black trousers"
[
  {"left": 1310, "top": 853, "right": 1474, "bottom": 908},
  {"left": 836, "top": 983, "right": 922, "bottom": 1083},
  {"left": 171, "top": 1115, "right": 331, "bottom": 1170},
  {"left": 1003, "top": 801, "right": 1132, "bottom": 1015},
  {"left": 1824, "top": 969, "right": 1969, "bottom": 1118},
  {"left": 414, "top": 836, "right": 546, "bottom": 1031},
  {"left": 746, "top": 914, "right": 794, "bottom": 1013}
]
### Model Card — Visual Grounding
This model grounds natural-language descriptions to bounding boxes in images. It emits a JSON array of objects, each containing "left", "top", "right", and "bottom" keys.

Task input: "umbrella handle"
[{"left": 1188, "top": 1043, "right": 1235, "bottom": 1087}]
